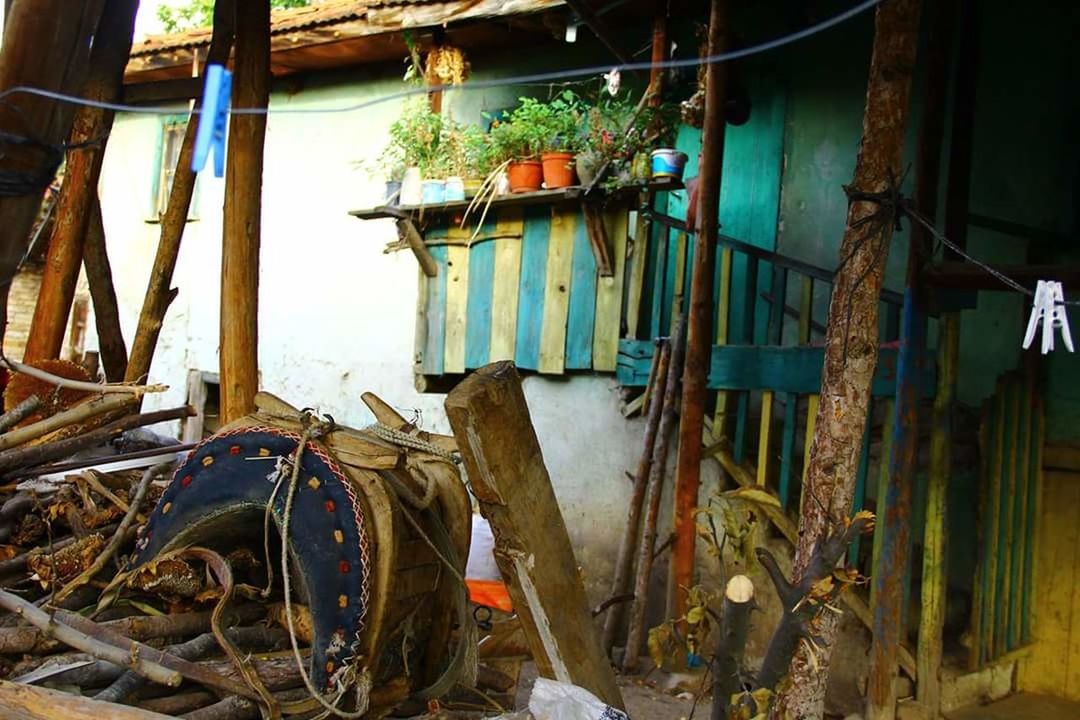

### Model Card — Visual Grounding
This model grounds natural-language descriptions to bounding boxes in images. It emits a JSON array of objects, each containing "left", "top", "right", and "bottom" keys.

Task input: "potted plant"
[
  {"left": 537, "top": 90, "right": 584, "bottom": 189},
  {"left": 384, "top": 99, "right": 444, "bottom": 204},
  {"left": 638, "top": 103, "right": 686, "bottom": 181},
  {"left": 488, "top": 114, "right": 543, "bottom": 193},
  {"left": 577, "top": 94, "right": 636, "bottom": 186}
]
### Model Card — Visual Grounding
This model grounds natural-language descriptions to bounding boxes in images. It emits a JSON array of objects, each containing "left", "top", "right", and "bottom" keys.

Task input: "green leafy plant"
[
  {"left": 487, "top": 91, "right": 587, "bottom": 163},
  {"left": 382, "top": 99, "right": 445, "bottom": 177}
]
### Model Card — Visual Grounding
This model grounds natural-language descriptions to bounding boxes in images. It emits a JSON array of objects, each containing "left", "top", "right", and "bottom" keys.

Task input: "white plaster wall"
[{"left": 90, "top": 72, "right": 722, "bottom": 608}]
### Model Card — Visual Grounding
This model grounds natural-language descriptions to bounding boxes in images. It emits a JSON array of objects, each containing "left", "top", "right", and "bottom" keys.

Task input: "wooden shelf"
[{"left": 348, "top": 177, "right": 684, "bottom": 221}]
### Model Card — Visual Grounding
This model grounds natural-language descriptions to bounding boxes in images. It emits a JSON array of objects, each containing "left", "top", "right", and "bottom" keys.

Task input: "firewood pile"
[{"left": 0, "top": 366, "right": 503, "bottom": 719}]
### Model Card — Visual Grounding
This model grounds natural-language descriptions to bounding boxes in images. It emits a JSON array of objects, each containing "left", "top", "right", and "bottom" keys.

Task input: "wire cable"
[{"left": 0, "top": 0, "right": 882, "bottom": 117}]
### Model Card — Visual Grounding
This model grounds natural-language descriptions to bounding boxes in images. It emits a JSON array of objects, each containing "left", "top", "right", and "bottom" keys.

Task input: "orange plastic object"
[{"left": 467, "top": 579, "right": 513, "bottom": 613}]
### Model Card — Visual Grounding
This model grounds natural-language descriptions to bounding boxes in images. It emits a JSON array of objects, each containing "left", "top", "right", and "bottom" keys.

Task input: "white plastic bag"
[{"left": 528, "top": 678, "right": 630, "bottom": 720}]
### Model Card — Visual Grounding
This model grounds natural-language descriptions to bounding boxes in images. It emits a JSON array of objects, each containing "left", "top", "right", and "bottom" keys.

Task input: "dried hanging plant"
[{"left": 424, "top": 45, "right": 470, "bottom": 86}]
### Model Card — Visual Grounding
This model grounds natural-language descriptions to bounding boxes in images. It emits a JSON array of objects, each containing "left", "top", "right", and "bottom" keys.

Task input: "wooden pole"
[
  {"left": 601, "top": 338, "right": 671, "bottom": 654},
  {"left": 624, "top": 315, "right": 686, "bottom": 673},
  {"left": 910, "top": 0, "right": 961, "bottom": 714},
  {"left": 773, "top": 1, "right": 923, "bottom": 717},
  {"left": 219, "top": 0, "right": 269, "bottom": 423},
  {"left": 444, "top": 362, "right": 624, "bottom": 709},
  {"left": 22, "top": 0, "right": 139, "bottom": 363},
  {"left": 124, "top": 0, "right": 235, "bottom": 386},
  {"left": 0, "top": 0, "right": 104, "bottom": 342},
  {"left": 648, "top": 1, "right": 668, "bottom": 105},
  {"left": 83, "top": 194, "right": 128, "bottom": 381},
  {"left": 669, "top": 0, "right": 726, "bottom": 621},
  {"left": 0, "top": 679, "right": 173, "bottom": 720}
]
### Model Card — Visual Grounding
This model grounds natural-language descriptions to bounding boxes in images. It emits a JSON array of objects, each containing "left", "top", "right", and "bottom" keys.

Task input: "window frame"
[{"left": 147, "top": 113, "right": 200, "bottom": 223}]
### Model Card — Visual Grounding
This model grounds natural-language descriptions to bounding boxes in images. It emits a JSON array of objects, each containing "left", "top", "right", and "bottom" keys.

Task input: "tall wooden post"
[
  {"left": 125, "top": 0, "right": 235, "bottom": 386},
  {"left": 0, "top": 0, "right": 103, "bottom": 342},
  {"left": 648, "top": 2, "right": 667, "bottom": 104},
  {"left": 219, "top": 0, "right": 269, "bottom": 423},
  {"left": 83, "top": 194, "right": 128, "bottom": 381},
  {"left": 669, "top": 0, "right": 726, "bottom": 620},
  {"left": 773, "top": 1, "right": 923, "bottom": 717},
  {"left": 22, "top": 0, "right": 139, "bottom": 362}
]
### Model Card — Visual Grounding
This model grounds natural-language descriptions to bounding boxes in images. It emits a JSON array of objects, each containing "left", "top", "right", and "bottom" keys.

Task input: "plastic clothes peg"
[
  {"left": 191, "top": 64, "right": 232, "bottom": 177},
  {"left": 1022, "top": 280, "right": 1074, "bottom": 354}
]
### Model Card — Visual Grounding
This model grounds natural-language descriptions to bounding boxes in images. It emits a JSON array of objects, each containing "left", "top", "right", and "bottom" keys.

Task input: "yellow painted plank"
[
  {"left": 997, "top": 385, "right": 1020, "bottom": 656},
  {"left": 1011, "top": 383, "right": 1033, "bottom": 647},
  {"left": 1069, "top": 476, "right": 1080, "bottom": 700},
  {"left": 757, "top": 390, "right": 774, "bottom": 487},
  {"left": 538, "top": 208, "right": 575, "bottom": 374},
  {"left": 625, "top": 210, "right": 650, "bottom": 339},
  {"left": 443, "top": 242, "right": 469, "bottom": 374},
  {"left": 1019, "top": 471, "right": 1080, "bottom": 698},
  {"left": 490, "top": 209, "right": 524, "bottom": 361},
  {"left": 984, "top": 387, "right": 1006, "bottom": 661},
  {"left": 799, "top": 394, "right": 819, "bottom": 513},
  {"left": 712, "top": 247, "right": 734, "bottom": 438},
  {"left": 592, "top": 205, "right": 628, "bottom": 371}
]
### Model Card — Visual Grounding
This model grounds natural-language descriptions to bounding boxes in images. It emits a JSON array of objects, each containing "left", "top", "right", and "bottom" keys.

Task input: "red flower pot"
[
  {"left": 507, "top": 160, "right": 543, "bottom": 193},
  {"left": 541, "top": 151, "right": 576, "bottom": 189}
]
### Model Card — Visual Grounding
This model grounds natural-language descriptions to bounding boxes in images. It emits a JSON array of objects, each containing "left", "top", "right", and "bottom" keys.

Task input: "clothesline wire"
[{"left": 0, "top": 0, "right": 882, "bottom": 117}]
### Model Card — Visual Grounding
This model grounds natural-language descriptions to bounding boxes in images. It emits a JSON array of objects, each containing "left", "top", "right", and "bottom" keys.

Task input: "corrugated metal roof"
[{"left": 131, "top": 0, "right": 447, "bottom": 57}]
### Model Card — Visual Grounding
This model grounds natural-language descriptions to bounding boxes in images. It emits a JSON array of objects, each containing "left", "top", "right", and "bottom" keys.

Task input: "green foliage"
[
  {"left": 382, "top": 99, "right": 445, "bottom": 177},
  {"left": 488, "top": 91, "right": 587, "bottom": 162},
  {"left": 156, "top": 0, "right": 310, "bottom": 33}
]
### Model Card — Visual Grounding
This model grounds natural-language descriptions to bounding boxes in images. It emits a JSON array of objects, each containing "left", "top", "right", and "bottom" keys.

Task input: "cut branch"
[
  {"left": 0, "top": 588, "right": 181, "bottom": 687},
  {"left": 711, "top": 575, "right": 753, "bottom": 720}
]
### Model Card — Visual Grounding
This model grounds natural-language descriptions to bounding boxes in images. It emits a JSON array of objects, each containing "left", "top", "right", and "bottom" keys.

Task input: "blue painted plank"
[
  {"left": 871, "top": 288, "right": 926, "bottom": 682},
  {"left": 421, "top": 245, "right": 449, "bottom": 375},
  {"left": 733, "top": 392, "right": 749, "bottom": 465},
  {"left": 566, "top": 209, "right": 598, "bottom": 369},
  {"left": 515, "top": 207, "right": 551, "bottom": 370},
  {"left": 464, "top": 221, "right": 496, "bottom": 369}
]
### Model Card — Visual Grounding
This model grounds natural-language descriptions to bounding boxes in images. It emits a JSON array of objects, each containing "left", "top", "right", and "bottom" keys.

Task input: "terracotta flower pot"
[
  {"left": 541, "top": 151, "right": 576, "bottom": 189},
  {"left": 507, "top": 160, "right": 542, "bottom": 193}
]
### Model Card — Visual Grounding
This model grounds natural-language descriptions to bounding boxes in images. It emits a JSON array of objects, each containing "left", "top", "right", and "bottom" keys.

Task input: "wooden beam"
[
  {"left": 122, "top": 76, "right": 203, "bottom": 104},
  {"left": 922, "top": 262, "right": 1080, "bottom": 290},
  {"left": 444, "top": 361, "right": 624, "bottom": 710},
  {"left": 397, "top": 218, "right": 438, "bottom": 277},
  {"left": 581, "top": 200, "right": 614, "bottom": 277},
  {"left": 219, "top": 0, "right": 269, "bottom": 423},
  {"left": 82, "top": 194, "right": 128, "bottom": 381},
  {"left": 0, "top": 0, "right": 104, "bottom": 343},
  {"left": 669, "top": 0, "right": 727, "bottom": 622},
  {"left": 22, "top": 0, "right": 139, "bottom": 363},
  {"left": 0, "top": 679, "right": 172, "bottom": 720},
  {"left": 125, "top": 3, "right": 234, "bottom": 388}
]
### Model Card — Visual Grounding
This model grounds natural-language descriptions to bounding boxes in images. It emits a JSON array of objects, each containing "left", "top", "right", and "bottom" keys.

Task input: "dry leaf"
[
  {"left": 723, "top": 486, "right": 782, "bottom": 508},
  {"left": 269, "top": 602, "right": 314, "bottom": 644}
]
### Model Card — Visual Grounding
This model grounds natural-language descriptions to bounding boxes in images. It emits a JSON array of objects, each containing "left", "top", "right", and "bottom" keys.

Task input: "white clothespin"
[
  {"left": 1022, "top": 280, "right": 1074, "bottom": 354},
  {"left": 604, "top": 68, "right": 621, "bottom": 96}
]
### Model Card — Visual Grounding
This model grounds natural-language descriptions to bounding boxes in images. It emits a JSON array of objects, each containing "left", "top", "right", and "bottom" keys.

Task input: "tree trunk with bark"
[{"left": 773, "top": 1, "right": 923, "bottom": 717}]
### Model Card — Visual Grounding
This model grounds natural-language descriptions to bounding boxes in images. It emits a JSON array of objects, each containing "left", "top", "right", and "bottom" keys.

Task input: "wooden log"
[
  {"left": 775, "top": 1, "right": 923, "bottom": 716},
  {"left": 601, "top": 339, "right": 671, "bottom": 654},
  {"left": 0, "top": 680, "right": 173, "bottom": 720},
  {"left": 0, "top": 605, "right": 265, "bottom": 656},
  {"left": 219, "top": 0, "right": 269, "bottom": 423},
  {"left": 0, "top": 0, "right": 103, "bottom": 342},
  {"left": 22, "top": 0, "right": 139, "bottom": 362},
  {"left": 0, "top": 396, "right": 41, "bottom": 433},
  {"left": 445, "top": 361, "right": 623, "bottom": 709},
  {"left": 0, "top": 394, "right": 134, "bottom": 451},
  {"left": 670, "top": 0, "right": 727, "bottom": 621},
  {"left": 136, "top": 691, "right": 216, "bottom": 716},
  {"left": 0, "top": 406, "right": 192, "bottom": 474},
  {"left": 397, "top": 218, "right": 438, "bottom": 277},
  {"left": 711, "top": 575, "right": 753, "bottom": 720},
  {"left": 125, "top": 0, "right": 235, "bottom": 387},
  {"left": 83, "top": 194, "right": 128, "bottom": 381},
  {"left": 624, "top": 315, "right": 686, "bottom": 673},
  {"left": 0, "top": 589, "right": 181, "bottom": 687}
]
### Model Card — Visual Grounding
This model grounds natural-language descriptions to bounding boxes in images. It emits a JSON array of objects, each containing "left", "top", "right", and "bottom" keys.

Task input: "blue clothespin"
[{"left": 192, "top": 64, "right": 232, "bottom": 177}]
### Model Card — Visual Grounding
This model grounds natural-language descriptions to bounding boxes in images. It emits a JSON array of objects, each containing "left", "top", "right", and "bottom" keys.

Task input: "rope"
[{"left": 362, "top": 422, "right": 460, "bottom": 464}]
